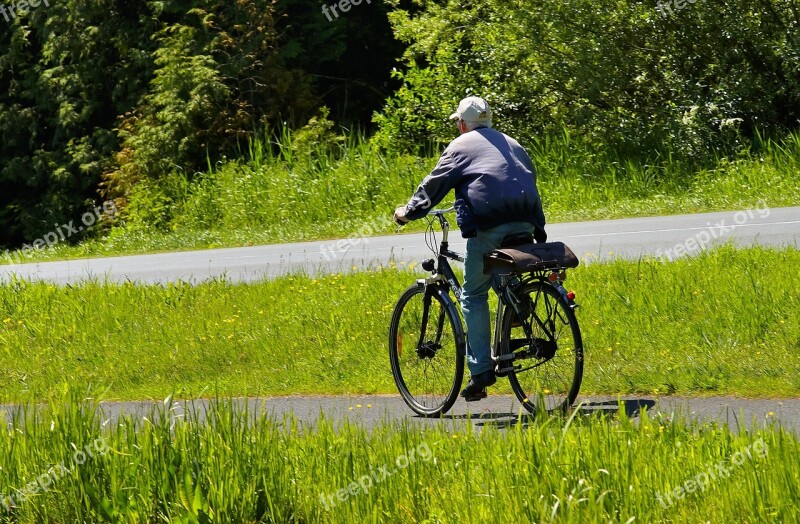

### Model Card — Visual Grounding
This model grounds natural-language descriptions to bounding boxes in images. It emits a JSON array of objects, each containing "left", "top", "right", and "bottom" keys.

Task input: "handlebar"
[
  {"left": 430, "top": 206, "right": 455, "bottom": 216},
  {"left": 395, "top": 206, "right": 455, "bottom": 227}
]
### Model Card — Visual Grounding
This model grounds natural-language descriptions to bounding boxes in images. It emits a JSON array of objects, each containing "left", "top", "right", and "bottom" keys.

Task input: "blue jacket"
[{"left": 404, "top": 127, "right": 546, "bottom": 238}]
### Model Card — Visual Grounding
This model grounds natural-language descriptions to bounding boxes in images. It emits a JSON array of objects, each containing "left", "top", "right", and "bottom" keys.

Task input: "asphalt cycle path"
[
  {"left": 4, "top": 394, "right": 792, "bottom": 434},
  {"left": 1, "top": 206, "right": 798, "bottom": 284}
]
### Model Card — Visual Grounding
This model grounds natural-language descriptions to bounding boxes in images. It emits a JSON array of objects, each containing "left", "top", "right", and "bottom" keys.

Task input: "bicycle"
[{"left": 388, "top": 207, "right": 583, "bottom": 417}]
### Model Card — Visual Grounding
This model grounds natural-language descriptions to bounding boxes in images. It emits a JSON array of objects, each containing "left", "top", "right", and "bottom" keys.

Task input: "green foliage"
[
  {"left": 2, "top": 0, "right": 799, "bottom": 253},
  {"left": 102, "top": 118, "right": 432, "bottom": 242},
  {"left": 0, "top": 0, "right": 155, "bottom": 246},
  {"left": 376, "top": 0, "right": 800, "bottom": 162},
  {"left": 117, "top": 24, "right": 230, "bottom": 182},
  {"left": 102, "top": 0, "right": 319, "bottom": 201},
  {"left": 1, "top": 0, "right": 404, "bottom": 250},
  {"left": 285, "top": 107, "right": 346, "bottom": 166}
]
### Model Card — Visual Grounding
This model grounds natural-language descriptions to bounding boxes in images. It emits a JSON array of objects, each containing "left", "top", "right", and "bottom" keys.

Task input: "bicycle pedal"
[
  {"left": 494, "top": 352, "right": 515, "bottom": 377},
  {"left": 494, "top": 364, "right": 514, "bottom": 377},
  {"left": 463, "top": 390, "right": 488, "bottom": 402}
]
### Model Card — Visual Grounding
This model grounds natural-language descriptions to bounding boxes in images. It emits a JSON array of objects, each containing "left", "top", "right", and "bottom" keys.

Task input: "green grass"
[
  {"left": 0, "top": 390, "right": 798, "bottom": 522},
  {"left": 3, "top": 130, "right": 799, "bottom": 264},
  {"left": 1, "top": 245, "right": 798, "bottom": 400}
]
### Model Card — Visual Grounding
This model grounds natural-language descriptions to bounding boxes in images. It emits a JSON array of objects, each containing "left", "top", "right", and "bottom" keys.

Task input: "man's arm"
[
  {"left": 516, "top": 143, "right": 537, "bottom": 181},
  {"left": 395, "top": 148, "right": 463, "bottom": 223},
  {"left": 518, "top": 145, "right": 547, "bottom": 242},
  {"left": 533, "top": 199, "right": 547, "bottom": 243}
]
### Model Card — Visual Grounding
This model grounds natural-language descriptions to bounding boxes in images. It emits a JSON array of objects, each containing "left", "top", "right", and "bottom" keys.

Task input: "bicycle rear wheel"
[
  {"left": 500, "top": 281, "right": 583, "bottom": 414},
  {"left": 389, "top": 283, "right": 465, "bottom": 417}
]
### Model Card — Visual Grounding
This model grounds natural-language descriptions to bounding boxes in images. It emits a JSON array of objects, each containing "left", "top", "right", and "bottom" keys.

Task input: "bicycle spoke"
[
  {"left": 389, "top": 284, "right": 464, "bottom": 416},
  {"left": 504, "top": 281, "right": 583, "bottom": 413}
]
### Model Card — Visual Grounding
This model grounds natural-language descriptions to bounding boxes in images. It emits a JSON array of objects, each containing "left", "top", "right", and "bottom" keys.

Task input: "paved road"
[
  {"left": 1, "top": 206, "right": 798, "bottom": 284},
  {"left": 5, "top": 395, "right": 794, "bottom": 433}
]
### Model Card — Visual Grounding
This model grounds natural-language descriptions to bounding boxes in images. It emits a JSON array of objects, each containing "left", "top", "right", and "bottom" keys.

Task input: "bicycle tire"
[
  {"left": 500, "top": 281, "right": 583, "bottom": 414},
  {"left": 389, "top": 283, "right": 465, "bottom": 417}
]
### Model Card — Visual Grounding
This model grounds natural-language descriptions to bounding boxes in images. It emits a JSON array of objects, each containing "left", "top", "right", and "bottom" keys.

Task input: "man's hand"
[{"left": 394, "top": 206, "right": 410, "bottom": 226}]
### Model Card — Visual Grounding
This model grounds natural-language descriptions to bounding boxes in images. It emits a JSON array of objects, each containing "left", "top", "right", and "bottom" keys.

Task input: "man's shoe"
[{"left": 460, "top": 370, "right": 497, "bottom": 402}]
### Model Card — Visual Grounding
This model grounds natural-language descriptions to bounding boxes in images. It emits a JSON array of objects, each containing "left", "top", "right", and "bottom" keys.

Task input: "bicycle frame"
[
  {"left": 393, "top": 207, "right": 583, "bottom": 415},
  {"left": 493, "top": 273, "right": 564, "bottom": 374},
  {"left": 419, "top": 209, "right": 577, "bottom": 373},
  {"left": 416, "top": 210, "right": 462, "bottom": 291},
  {"left": 396, "top": 208, "right": 584, "bottom": 417}
]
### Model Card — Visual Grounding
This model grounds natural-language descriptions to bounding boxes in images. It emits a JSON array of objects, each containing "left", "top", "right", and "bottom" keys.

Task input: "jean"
[{"left": 460, "top": 222, "right": 536, "bottom": 377}]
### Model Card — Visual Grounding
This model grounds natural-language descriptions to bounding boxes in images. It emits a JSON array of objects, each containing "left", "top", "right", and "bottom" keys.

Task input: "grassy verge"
[
  {"left": 3, "top": 131, "right": 799, "bottom": 264},
  {"left": 0, "top": 392, "right": 798, "bottom": 522},
  {"left": 1, "top": 245, "right": 798, "bottom": 400}
]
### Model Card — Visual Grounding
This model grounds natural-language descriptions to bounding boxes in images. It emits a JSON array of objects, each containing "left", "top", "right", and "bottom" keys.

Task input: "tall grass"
[
  {"left": 0, "top": 390, "right": 798, "bottom": 522},
  {"left": 8, "top": 128, "right": 799, "bottom": 262},
  {"left": 0, "top": 246, "right": 798, "bottom": 401},
  {"left": 101, "top": 127, "right": 434, "bottom": 254}
]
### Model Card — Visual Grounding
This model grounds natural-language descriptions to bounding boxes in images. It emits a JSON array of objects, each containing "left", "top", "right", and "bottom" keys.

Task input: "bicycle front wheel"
[
  {"left": 501, "top": 281, "right": 583, "bottom": 414},
  {"left": 389, "top": 283, "right": 465, "bottom": 417}
]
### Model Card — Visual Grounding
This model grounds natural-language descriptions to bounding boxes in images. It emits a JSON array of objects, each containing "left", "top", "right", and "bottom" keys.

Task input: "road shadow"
[
  {"left": 579, "top": 398, "right": 657, "bottom": 418},
  {"left": 439, "top": 398, "right": 657, "bottom": 429}
]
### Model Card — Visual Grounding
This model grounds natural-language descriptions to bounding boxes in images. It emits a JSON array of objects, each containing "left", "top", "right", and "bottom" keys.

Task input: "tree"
[
  {"left": 375, "top": 0, "right": 800, "bottom": 162},
  {"left": 0, "top": 0, "right": 155, "bottom": 247}
]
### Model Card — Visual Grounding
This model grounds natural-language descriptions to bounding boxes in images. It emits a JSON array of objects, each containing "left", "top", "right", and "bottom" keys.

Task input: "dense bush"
[
  {"left": 0, "top": 0, "right": 405, "bottom": 249},
  {"left": 0, "top": 1, "right": 156, "bottom": 246},
  {"left": 375, "top": 0, "right": 800, "bottom": 162}
]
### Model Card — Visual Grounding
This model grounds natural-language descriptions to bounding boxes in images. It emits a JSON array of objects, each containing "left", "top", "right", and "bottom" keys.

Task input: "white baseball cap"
[{"left": 449, "top": 96, "right": 492, "bottom": 123}]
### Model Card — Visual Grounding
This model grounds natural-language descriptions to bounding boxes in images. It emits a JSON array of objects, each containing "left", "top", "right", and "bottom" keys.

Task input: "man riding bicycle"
[{"left": 394, "top": 96, "right": 547, "bottom": 401}]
